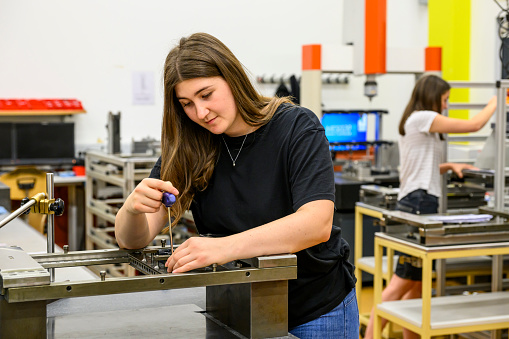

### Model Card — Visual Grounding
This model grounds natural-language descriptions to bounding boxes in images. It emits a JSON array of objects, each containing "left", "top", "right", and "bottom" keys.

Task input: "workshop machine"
[
  {"left": 378, "top": 207, "right": 509, "bottom": 247},
  {"left": 359, "top": 183, "right": 488, "bottom": 212},
  {"left": 0, "top": 174, "right": 297, "bottom": 339},
  {"left": 359, "top": 184, "right": 399, "bottom": 210}
]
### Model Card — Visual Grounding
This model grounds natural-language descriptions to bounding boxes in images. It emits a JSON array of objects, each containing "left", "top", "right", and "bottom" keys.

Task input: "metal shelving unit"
[{"left": 85, "top": 151, "right": 158, "bottom": 277}]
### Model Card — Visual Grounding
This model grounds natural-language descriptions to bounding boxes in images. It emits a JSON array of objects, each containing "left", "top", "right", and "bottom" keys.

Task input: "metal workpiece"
[
  {"left": 244, "top": 254, "right": 298, "bottom": 268},
  {"left": 31, "top": 248, "right": 132, "bottom": 269},
  {"left": 479, "top": 206, "right": 509, "bottom": 219},
  {"left": 382, "top": 210, "right": 443, "bottom": 229},
  {"left": 0, "top": 247, "right": 49, "bottom": 288},
  {"left": 359, "top": 184, "right": 399, "bottom": 210},
  {"left": 379, "top": 207, "right": 509, "bottom": 246}
]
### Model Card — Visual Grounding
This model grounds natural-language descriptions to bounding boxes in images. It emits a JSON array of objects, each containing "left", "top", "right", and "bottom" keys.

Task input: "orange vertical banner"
[
  {"left": 302, "top": 44, "right": 321, "bottom": 70},
  {"left": 365, "top": 0, "right": 386, "bottom": 74},
  {"left": 425, "top": 47, "right": 442, "bottom": 72}
]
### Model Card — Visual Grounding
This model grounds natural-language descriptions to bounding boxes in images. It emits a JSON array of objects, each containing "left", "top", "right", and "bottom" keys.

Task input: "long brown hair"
[
  {"left": 161, "top": 32, "right": 291, "bottom": 226},
  {"left": 399, "top": 74, "right": 450, "bottom": 138}
]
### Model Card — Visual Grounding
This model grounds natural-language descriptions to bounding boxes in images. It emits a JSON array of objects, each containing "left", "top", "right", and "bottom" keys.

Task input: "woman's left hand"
[
  {"left": 165, "top": 236, "right": 232, "bottom": 273},
  {"left": 449, "top": 163, "right": 478, "bottom": 178}
]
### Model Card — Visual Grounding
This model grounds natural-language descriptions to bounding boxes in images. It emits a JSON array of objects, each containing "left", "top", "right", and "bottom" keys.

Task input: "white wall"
[{"left": 0, "top": 0, "right": 502, "bottom": 153}]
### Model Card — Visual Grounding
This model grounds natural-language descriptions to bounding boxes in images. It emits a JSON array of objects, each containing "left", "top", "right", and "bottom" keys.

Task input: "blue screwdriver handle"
[{"left": 162, "top": 192, "right": 176, "bottom": 208}]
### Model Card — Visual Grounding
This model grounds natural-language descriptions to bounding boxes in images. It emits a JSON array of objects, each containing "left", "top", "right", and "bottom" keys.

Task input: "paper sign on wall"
[{"left": 132, "top": 71, "right": 155, "bottom": 105}]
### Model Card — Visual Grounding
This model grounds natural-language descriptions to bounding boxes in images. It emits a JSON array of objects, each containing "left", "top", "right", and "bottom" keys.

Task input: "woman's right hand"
[{"left": 124, "top": 178, "right": 179, "bottom": 215}]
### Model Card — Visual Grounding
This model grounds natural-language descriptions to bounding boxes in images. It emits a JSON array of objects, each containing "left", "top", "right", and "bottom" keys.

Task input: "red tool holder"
[{"left": 0, "top": 99, "right": 84, "bottom": 111}]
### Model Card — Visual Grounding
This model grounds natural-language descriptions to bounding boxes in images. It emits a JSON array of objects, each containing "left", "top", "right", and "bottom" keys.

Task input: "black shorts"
[{"left": 394, "top": 189, "right": 438, "bottom": 281}]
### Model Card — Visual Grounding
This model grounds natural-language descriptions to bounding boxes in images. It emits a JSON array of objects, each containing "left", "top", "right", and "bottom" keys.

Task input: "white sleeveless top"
[{"left": 398, "top": 110, "right": 443, "bottom": 200}]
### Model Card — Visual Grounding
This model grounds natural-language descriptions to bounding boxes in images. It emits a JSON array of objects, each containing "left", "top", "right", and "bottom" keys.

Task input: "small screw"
[
  {"left": 161, "top": 239, "right": 166, "bottom": 248},
  {"left": 100, "top": 271, "right": 106, "bottom": 281},
  {"left": 212, "top": 263, "right": 218, "bottom": 272},
  {"left": 63, "top": 245, "right": 69, "bottom": 254}
]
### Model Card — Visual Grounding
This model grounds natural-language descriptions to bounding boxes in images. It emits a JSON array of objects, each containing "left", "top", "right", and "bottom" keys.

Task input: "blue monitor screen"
[{"left": 321, "top": 113, "right": 368, "bottom": 151}]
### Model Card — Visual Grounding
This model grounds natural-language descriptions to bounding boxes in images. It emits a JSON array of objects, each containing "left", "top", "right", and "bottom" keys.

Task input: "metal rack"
[
  {"left": 85, "top": 151, "right": 158, "bottom": 277},
  {"left": 256, "top": 72, "right": 349, "bottom": 85},
  {"left": 441, "top": 81, "right": 500, "bottom": 212}
]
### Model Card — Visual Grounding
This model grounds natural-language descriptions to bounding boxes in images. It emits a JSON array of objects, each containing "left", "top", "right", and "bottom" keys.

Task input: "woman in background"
[{"left": 364, "top": 74, "right": 497, "bottom": 339}]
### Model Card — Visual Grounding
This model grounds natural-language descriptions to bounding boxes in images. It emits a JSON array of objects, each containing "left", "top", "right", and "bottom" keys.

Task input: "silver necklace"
[{"left": 222, "top": 134, "right": 248, "bottom": 167}]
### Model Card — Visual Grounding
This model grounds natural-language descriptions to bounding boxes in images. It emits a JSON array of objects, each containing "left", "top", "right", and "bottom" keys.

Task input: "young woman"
[
  {"left": 115, "top": 32, "right": 359, "bottom": 338},
  {"left": 364, "top": 74, "right": 497, "bottom": 339}
]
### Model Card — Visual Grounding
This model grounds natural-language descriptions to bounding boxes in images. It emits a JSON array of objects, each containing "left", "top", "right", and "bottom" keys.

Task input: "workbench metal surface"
[
  {"left": 47, "top": 287, "right": 206, "bottom": 318},
  {"left": 47, "top": 288, "right": 213, "bottom": 338}
]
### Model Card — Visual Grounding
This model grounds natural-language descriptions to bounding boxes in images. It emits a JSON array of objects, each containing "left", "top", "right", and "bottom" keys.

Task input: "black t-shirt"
[{"left": 150, "top": 104, "right": 356, "bottom": 328}]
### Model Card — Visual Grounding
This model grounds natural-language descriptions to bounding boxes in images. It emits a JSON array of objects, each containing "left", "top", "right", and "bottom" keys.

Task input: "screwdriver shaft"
[{"left": 168, "top": 208, "right": 173, "bottom": 256}]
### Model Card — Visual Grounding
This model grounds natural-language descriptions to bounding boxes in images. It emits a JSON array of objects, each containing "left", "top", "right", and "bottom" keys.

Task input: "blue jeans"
[{"left": 289, "top": 288, "right": 359, "bottom": 339}]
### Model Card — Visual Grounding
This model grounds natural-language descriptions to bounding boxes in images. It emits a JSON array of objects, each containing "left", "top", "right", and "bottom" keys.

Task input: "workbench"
[
  {"left": 0, "top": 214, "right": 298, "bottom": 338},
  {"left": 373, "top": 232, "right": 509, "bottom": 339}
]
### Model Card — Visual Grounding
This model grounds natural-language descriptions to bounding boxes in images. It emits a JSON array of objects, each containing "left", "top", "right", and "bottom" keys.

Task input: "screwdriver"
[{"left": 162, "top": 192, "right": 176, "bottom": 256}]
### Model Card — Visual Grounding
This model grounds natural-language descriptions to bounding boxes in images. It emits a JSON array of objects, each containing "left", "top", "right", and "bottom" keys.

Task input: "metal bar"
[
  {"left": 447, "top": 135, "right": 491, "bottom": 142},
  {"left": 32, "top": 249, "right": 131, "bottom": 263},
  {"left": 46, "top": 173, "right": 55, "bottom": 282},
  {"left": 66, "top": 184, "right": 77, "bottom": 251},
  {"left": 5, "top": 266, "right": 297, "bottom": 303},
  {"left": 441, "top": 106, "right": 449, "bottom": 213},
  {"left": 0, "top": 199, "right": 35, "bottom": 229},
  {"left": 435, "top": 259, "right": 446, "bottom": 296},
  {"left": 448, "top": 103, "right": 489, "bottom": 110},
  {"left": 492, "top": 255, "right": 504, "bottom": 292},
  {"left": 448, "top": 81, "right": 496, "bottom": 88},
  {"left": 491, "top": 255, "right": 504, "bottom": 339},
  {"left": 495, "top": 81, "right": 508, "bottom": 211}
]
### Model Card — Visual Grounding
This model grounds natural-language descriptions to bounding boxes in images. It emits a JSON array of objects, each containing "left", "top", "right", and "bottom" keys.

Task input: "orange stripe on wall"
[
  {"left": 302, "top": 44, "right": 321, "bottom": 70},
  {"left": 425, "top": 47, "right": 442, "bottom": 71},
  {"left": 365, "top": 0, "right": 386, "bottom": 74}
]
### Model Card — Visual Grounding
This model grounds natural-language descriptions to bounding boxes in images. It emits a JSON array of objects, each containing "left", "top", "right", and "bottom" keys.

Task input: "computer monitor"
[
  {"left": 321, "top": 112, "right": 368, "bottom": 151},
  {"left": 0, "top": 122, "right": 75, "bottom": 166},
  {"left": 0, "top": 124, "right": 13, "bottom": 161}
]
